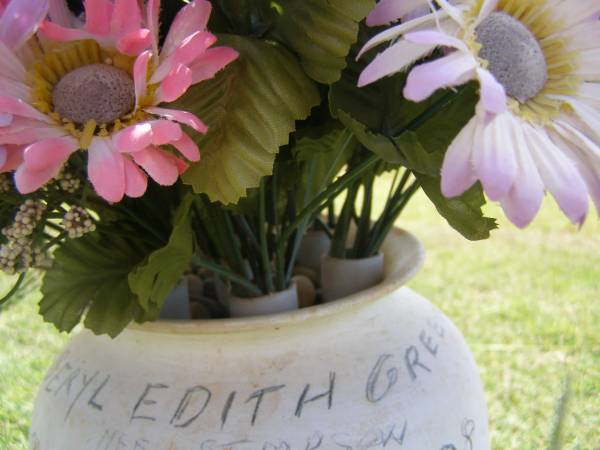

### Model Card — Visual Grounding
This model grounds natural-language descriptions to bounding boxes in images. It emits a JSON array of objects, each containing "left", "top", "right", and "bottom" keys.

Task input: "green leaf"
[
  {"left": 128, "top": 195, "right": 194, "bottom": 312},
  {"left": 269, "top": 0, "right": 375, "bottom": 84},
  {"left": 39, "top": 233, "right": 146, "bottom": 337},
  {"left": 337, "top": 110, "right": 401, "bottom": 163},
  {"left": 293, "top": 125, "right": 355, "bottom": 204},
  {"left": 393, "top": 131, "right": 442, "bottom": 176},
  {"left": 417, "top": 175, "right": 497, "bottom": 241},
  {"left": 176, "top": 35, "right": 320, "bottom": 205}
]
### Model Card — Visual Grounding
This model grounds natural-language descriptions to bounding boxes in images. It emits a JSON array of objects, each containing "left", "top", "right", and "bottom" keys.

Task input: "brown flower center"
[
  {"left": 475, "top": 12, "right": 548, "bottom": 103},
  {"left": 52, "top": 63, "right": 135, "bottom": 125}
]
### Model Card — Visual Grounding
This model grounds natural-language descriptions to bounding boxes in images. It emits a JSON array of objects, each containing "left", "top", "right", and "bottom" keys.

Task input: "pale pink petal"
[
  {"left": 499, "top": 125, "right": 544, "bottom": 228},
  {"left": 171, "top": 132, "right": 200, "bottom": 162},
  {"left": 162, "top": 0, "right": 212, "bottom": 57},
  {"left": 441, "top": 116, "right": 478, "bottom": 197},
  {"left": 114, "top": 122, "right": 153, "bottom": 153},
  {"left": 155, "top": 64, "right": 193, "bottom": 103},
  {"left": 15, "top": 162, "right": 60, "bottom": 193},
  {"left": 0, "top": 126, "right": 65, "bottom": 145},
  {"left": 150, "top": 31, "right": 216, "bottom": 84},
  {"left": 123, "top": 157, "right": 147, "bottom": 198},
  {"left": 144, "top": 107, "right": 208, "bottom": 134},
  {"left": 169, "top": 152, "right": 188, "bottom": 174},
  {"left": 524, "top": 123, "right": 589, "bottom": 225},
  {"left": 48, "top": 0, "right": 78, "bottom": 27},
  {"left": 88, "top": 137, "right": 126, "bottom": 203},
  {"left": 189, "top": 47, "right": 239, "bottom": 83},
  {"left": 0, "top": 113, "right": 12, "bottom": 126},
  {"left": 116, "top": 28, "right": 151, "bottom": 56},
  {"left": 83, "top": 0, "right": 112, "bottom": 35},
  {"left": 0, "top": 77, "right": 31, "bottom": 101},
  {"left": 476, "top": 68, "right": 507, "bottom": 114},
  {"left": 358, "top": 12, "right": 441, "bottom": 59},
  {"left": 0, "top": 0, "right": 49, "bottom": 50},
  {"left": 147, "top": 0, "right": 160, "bottom": 60},
  {"left": 366, "top": 0, "right": 429, "bottom": 26},
  {"left": 133, "top": 50, "right": 151, "bottom": 108},
  {"left": 0, "top": 145, "right": 6, "bottom": 167},
  {"left": 0, "top": 96, "right": 53, "bottom": 122},
  {"left": 0, "top": 41, "right": 26, "bottom": 80},
  {"left": 22, "top": 135, "right": 77, "bottom": 171},
  {"left": 132, "top": 146, "right": 179, "bottom": 186},
  {"left": 403, "top": 30, "right": 470, "bottom": 52},
  {"left": 358, "top": 40, "right": 434, "bottom": 87},
  {"left": 473, "top": 112, "right": 517, "bottom": 201},
  {"left": 0, "top": 144, "right": 23, "bottom": 172},
  {"left": 150, "top": 120, "right": 182, "bottom": 145},
  {"left": 111, "top": 0, "right": 141, "bottom": 37},
  {"left": 404, "top": 52, "right": 477, "bottom": 102},
  {"left": 39, "top": 20, "right": 91, "bottom": 42}
]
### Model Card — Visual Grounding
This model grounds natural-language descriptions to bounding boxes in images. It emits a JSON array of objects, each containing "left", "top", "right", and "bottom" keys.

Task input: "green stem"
[
  {"left": 192, "top": 255, "right": 263, "bottom": 297},
  {"left": 0, "top": 273, "right": 26, "bottom": 307},
  {"left": 331, "top": 182, "right": 359, "bottom": 258},
  {"left": 259, "top": 179, "right": 274, "bottom": 293},
  {"left": 275, "top": 154, "right": 379, "bottom": 270}
]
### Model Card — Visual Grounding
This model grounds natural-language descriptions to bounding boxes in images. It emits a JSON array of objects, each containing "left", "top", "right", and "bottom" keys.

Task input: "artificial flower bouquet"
[{"left": 0, "top": 0, "right": 598, "bottom": 337}]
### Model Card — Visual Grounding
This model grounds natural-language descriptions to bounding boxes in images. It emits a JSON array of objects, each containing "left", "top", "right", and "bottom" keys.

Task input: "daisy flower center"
[
  {"left": 52, "top": 63, "right": 135, "bottom": 126},
  {"left": 475, "top": 12, "right": 548, "bottom": 103}
]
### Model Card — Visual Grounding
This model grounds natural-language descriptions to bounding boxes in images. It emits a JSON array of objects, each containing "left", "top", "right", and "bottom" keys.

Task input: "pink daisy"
[
  {"left": 359, "top": 0, "right": 600, "bottom": 227},
  {"left": 0, "top": 0, "right": 238, "bottom": 202}
]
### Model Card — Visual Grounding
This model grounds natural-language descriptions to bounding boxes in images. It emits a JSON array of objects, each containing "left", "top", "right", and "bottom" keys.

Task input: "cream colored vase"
[{"left": 30, "top": 229, "right": 490, "bottom": 450}]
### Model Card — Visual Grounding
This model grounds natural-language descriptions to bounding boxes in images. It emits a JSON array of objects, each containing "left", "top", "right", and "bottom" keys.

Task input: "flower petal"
[
  {"left": 48, "top": 0, "right": 78, "bottom": 27},
  {"left": 111, "top": 0, "right": 141, "bottom": 37},
  {"left": 0, "top": 40, "right": 26, "bottom": 80},
  {"left": 155, "top": 64, "right": 193, "bottom": 103},
  {"left": 39, "top": 20, "right": 91, "bottom": 42},
  {"left": 476, "top": 68, "right": 507, "bottom": 114},
  {"left": 189, "top": 46, "right": 239, "bottom": 84},
  {"left": 162, "top": 0, "right": 212, "bottom": 58},
  {"left": 123, "top": 157, "right": 147, "bottom": 198},
  {"left": 133, "top": 50, "right": 151, "bottom": 108},
  {"left": 358, "top": 40, "right": 434, "bottom": 87},
  {"left": 499, "top": 125, "right": 544, "bottom": 228},
  {"left": 0, "top": 113, "right": 12, "bottom": 126},
  {"left": 150, "top": 120, "right": 182, "bottom": 145},
  {"left": 0, "top": 95, "right": 53, "bottom": 122},
  {"left": 366, "top": 0, "right": 429, "bottom": 26},
  {"left": 22, "top": 135, "right": 77, "bottom": 171},
  {"left": 116, "top": 28, "right": 151, "bottom": 56},
  {"left": 151, "top": 31, "right": 216, "bottom": 84},
  {"left": 83, "top": 0, "right": 112, "bottom": 35},
  {"left": 171, "top": 132, "right": 200, "bottom": 162},
  {"left": 472, "top": 112, "right": 518, "bottom": 201},
  {"left": 0, "top": 0, "right": 49, "bottom": 50},
  {"left": 132, "top": 146, "right": 179, "bottom": 186},
  {"left": 0, "top": 144, "right": 23, "bottom": 172},
  {"left": 88, "top": 137, "right": 126, "bottom": 203},
  {"left": 441, "top": 115, "right": 478, "bottom": 197},
  {"left": 114, "top": 122, "right": 153, "bottom": 153},
  {"left": 144, "top": 107, "right": 208, "bottom": 134},
  {"left": 15, "top": 162, "right": 60, "bottom": 193},
  {"left": 403, "top": 29, "right": 470, "bottom": 52},
  {"left": 404, "top": 51, "right": 477, "bottom": 102},
  {"left": 523, "top": 123, "right": 589, "bottom": 225}
]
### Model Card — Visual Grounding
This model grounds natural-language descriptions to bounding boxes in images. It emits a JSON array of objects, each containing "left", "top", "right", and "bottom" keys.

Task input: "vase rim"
[{"left": 127, "top": 227, "right": 425, "bottom": 335}]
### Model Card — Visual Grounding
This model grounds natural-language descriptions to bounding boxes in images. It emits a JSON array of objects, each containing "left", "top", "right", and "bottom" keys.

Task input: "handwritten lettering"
[{"left": 130, "top": 383, "right": 169, "bottom": 422}]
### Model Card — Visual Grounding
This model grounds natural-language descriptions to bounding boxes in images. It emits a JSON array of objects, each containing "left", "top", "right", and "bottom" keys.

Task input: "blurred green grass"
[{"left": 0, "top": 189, "right": 599, "bottom": 449}]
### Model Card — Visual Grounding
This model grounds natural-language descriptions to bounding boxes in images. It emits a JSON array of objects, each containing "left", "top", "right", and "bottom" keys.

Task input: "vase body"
[{"left": 30, "top": 230, "right": 490, "bottom": 450}]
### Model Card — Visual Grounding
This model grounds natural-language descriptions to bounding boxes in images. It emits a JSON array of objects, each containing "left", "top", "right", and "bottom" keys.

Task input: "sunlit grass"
[{"left": 0, "top": 187, "right": 598, "bottom": 449}]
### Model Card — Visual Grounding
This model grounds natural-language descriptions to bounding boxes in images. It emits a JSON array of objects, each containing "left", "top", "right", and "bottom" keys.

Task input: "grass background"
[{"left": 0, "top": 189, "right": 599, "bottom": 449}]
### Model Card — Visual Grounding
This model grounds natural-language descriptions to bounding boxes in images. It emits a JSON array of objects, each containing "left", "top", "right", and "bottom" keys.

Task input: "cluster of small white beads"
[
  {"left": 0, "top": 173, "right": 11, "bottom": 193},
  {"left": 62, "top": 206, "right": 96, "bottom": 238},
  {"left": 55, "top": 170, "right": 81, "bottom": 193},
  {"left": 0, "top": 237, "right": 34, "bottom": 275},
  {"left": 2, "top": 199, "right": 47, "bottom": 240}
]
